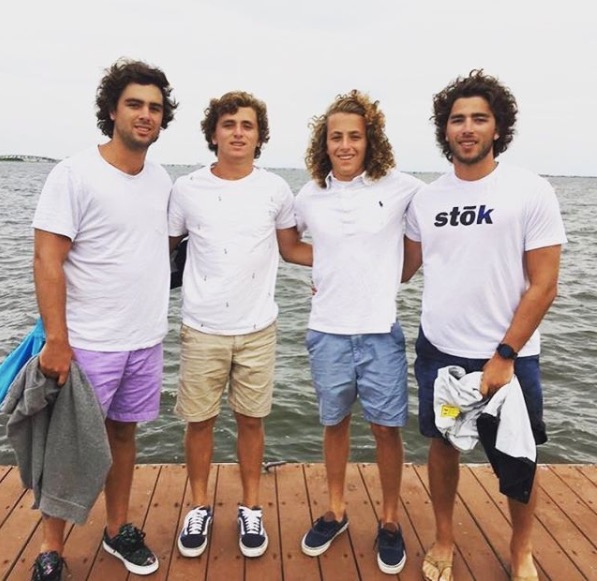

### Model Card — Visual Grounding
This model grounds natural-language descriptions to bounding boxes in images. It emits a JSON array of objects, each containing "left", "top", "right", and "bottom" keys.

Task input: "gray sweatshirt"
[{"left": 1, "top": 356, "right": 112, "bottom": 524}]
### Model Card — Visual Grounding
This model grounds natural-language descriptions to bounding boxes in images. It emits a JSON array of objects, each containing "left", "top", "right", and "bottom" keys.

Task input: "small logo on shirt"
[{"left": 434, "top": 205, "right": 494, "bottom": 227}]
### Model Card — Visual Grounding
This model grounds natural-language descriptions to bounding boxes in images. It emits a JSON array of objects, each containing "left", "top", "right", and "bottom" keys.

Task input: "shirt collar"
[{"left": 324, "top": 171, "right": 372, "bottom": 189}]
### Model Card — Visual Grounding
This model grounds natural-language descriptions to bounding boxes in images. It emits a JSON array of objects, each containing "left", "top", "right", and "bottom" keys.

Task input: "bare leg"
[
  {"left": 104, "top": 419, "right": 137, "bottom": 538},
  {"left": 508, "top": 474, "right": 539, "bottom": 578},
  {"left": 370, "top": 423, "right": 403, "bottom": 524},
  {"left": 40, "top": 516, "right": 67, "bottom": 554},
  {"left": 323, "top": 414, "right": 351, "bottom": 520},
  {"left": 185, "top": 417, "right": 217, "bottom": 506},
  {"left": 422, "top": 438, "right": 459, "bottom": 581},
  {"left": 235, "top": 412, "right": 265, "bottom": 507}
]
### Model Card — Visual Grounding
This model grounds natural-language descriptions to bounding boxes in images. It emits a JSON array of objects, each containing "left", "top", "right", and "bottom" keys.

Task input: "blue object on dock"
[{"left": 0, "top": 318, "right": 46, "bottom": 406}]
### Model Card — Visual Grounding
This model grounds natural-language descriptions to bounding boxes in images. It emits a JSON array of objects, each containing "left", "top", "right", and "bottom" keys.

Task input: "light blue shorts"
[
  {"left": 305, "top": 322, "right": 408, "bottom": 427},
  {"left": 72, "top": 343, "right": 163, "bottom": 423}
]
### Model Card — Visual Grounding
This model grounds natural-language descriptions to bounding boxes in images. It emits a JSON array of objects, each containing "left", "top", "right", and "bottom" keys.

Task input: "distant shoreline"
[
  {"left": 0, "top": 155, "right": 59, "bottom": 163},
  {"left": 0, "top": 156, "right": 593, "bottom": 178}
]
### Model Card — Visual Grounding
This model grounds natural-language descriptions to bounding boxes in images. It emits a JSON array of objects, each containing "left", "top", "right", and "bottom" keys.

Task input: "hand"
[
  {"left": 480, "top": 354, "right": 515, "bottom": 397},
  {"left": 38, "top": 341, "right": 73, "bottom": 386}
]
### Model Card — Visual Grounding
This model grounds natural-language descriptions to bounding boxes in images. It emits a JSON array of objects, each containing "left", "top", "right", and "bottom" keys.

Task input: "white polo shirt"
[{"left": 295, "top": 169, "right": 424, "bottom": 334}]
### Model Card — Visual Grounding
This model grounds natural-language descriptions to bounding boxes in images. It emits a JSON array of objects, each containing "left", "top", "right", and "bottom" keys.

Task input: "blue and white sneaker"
[
  {"left": 237, "top": 505, "right": 268, "bottom": 557},
  {"left": 376, "top": 521, "right": 406, "bottom": 574},
  {"left": 301, "top": 511, "right": 349, "bottom": 556},
  {"left": 178, "top": 506, "right": 213, "bottom": 557}
]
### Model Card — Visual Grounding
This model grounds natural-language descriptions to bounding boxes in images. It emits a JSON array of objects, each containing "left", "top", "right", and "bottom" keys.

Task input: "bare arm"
[
  {"left": 481, "top": 244, "right": 562, "bottom": 396},
  {"left": 276, "top": 227, "right": 313, "bottom": 267},
  {"left": 33, "top": 229, "right": 73, "bottom": 385},
  {"left": 402, "top": 236, "right": 422, "bottom": 283},
  {"left": 169, "top": 234, "right": 185, "bottom": 253}
]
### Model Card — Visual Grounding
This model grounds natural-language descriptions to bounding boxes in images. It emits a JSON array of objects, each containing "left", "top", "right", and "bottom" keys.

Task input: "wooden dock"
[{"left": 0, "top": 463, "right": 595, "bottom": 580}]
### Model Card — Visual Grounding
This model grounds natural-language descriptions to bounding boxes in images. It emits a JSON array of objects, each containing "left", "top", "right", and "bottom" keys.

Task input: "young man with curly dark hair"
[
  {"left": 29, "top": 58, "right": 177, "bottom": 580},
  {"left": 168, "top": 91, "right": 312, "bottom": 561},
  {"left": 295, "top": 90, "right": 424, "bottom": 575},
  {"left": 403, "top": 70, "right": 566, "bottom": 581}
]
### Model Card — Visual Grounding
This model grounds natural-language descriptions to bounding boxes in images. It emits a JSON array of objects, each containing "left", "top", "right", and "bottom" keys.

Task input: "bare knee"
[
  {"left": 235, "top": 413, "right": 263, "bottom": 433},
  {"left": 370, "top": 423, "right": 400, "bottom": 442},
  {"left": 187, "top": 417, "right": 217, "bottom": 437},
  {"left": 105, "top": 419, "right": 137, "bottom": 445}
]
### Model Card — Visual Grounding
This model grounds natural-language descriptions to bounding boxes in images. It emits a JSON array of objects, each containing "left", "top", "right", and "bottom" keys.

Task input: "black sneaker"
[
  {"left": 237, "top": 505, "right": 268, "bottom": 557},
  {"left": 178, "top": 505, "right": 213, "bottom": 557},
  {"left": 375, "top": 522, "right": 406, "bottom": 574},
  {"left": 102, "top": 523, "right": 159, "bottom": 575},
  {"left": 301, "top": 511, "right": 349, "bottom": 556},
  {"left": 31, "top": 551, "right": 64, "bottom": 581}
]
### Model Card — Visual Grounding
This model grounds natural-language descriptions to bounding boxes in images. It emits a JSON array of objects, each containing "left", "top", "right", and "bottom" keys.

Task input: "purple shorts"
[{"left": 72, "top": 343, "right": 163, "bottom": 423}]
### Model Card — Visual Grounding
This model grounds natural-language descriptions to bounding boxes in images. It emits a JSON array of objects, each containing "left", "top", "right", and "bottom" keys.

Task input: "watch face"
[{"left": 497, "top": 343, "right": 517, "bottom": 359}]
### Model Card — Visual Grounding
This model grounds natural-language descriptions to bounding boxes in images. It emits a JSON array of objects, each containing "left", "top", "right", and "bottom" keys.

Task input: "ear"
[{"left": 110, "top": 110, "right": 116, "bottom": 121}]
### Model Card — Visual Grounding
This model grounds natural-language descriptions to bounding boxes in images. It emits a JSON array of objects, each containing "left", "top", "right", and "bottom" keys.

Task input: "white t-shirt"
[
  {"left": 294, "top": 169, "right": 424, "bottom": 334},
  {"left": 405, "top": 163, "right": 567, "bottom": 358},
  {"left": 168, "top": 166, "right": 296, "bottom": 335},
  {"left": 32, "top": 147, "right": 172, "bottom": 350}
]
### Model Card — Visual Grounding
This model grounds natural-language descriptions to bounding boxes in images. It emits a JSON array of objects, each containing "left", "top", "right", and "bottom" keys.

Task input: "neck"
[
  {"left": 211, "top": 158, "right": 254, "bottom": 181},
  {"left": 98, "top": 141, "right": 147, "bottom": 175},
  {"left": 453, "top": 156, "right": 498, "bottom": 182}
]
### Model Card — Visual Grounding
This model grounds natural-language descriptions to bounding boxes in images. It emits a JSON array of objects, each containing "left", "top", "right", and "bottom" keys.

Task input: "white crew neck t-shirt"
[
  {"left": 32, "top": 147, "right": 172, "bottom": 350},
  {"left": 168, "top": 166, "right": 295, "bottom": 335},
  {"left": 405, "top": 163, "right": 567, "bottom": 358}
]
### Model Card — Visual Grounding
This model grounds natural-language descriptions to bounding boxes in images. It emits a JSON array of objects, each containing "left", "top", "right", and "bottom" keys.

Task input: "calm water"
[{"left": 0, "top": 162, "right": 595, "bottom": 465}]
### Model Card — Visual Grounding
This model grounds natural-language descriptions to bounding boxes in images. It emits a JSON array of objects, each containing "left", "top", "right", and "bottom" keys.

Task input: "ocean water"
[{"left": 0, "top": 162, "right": 595, "bottom": 466}]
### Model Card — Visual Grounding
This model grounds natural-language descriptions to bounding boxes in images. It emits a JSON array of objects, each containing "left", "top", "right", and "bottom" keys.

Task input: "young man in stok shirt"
[
  {"left": 294, "top": 90, "right": 424, "bottom": 575},
  {"left": 168, "top": 91, "right": 312, "bottom": 560},
  {"left": 30, "top": 59, "right": 178, "bottom": 580},
  {"left": 403, "top": 70, "right": 567, "bottom": 581}
]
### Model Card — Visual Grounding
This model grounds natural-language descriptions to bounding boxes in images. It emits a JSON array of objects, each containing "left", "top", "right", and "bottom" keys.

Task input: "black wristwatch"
[{"left": 496, "top": 343, "right": 518, "bottom": 360}]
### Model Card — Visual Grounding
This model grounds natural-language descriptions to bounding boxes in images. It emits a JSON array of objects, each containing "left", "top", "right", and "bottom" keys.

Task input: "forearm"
[
  {"left": 281, "top": 241, "right": 313, "bottom": 267},
  {"left": 501, "top": 282, "right": 558, "bottom": 352}
]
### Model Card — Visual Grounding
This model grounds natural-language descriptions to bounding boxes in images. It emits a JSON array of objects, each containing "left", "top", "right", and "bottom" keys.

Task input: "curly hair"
[
  {"left": 305, "top": 90, "right": 395, "bottom": 188},
  {"left": 432, "top": 69, "right": 518, "bottom": 162},
  {"left": 95, "top": 58, "right": 177, "bottom": 138},
  {"left": 200, "top": 91, "right": 270, "bottom": 159}
]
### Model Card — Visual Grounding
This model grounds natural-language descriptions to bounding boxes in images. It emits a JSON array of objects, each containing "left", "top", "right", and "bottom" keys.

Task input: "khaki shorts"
[{"left": 175, "top": 322, "right": 277, "bottom": 422}]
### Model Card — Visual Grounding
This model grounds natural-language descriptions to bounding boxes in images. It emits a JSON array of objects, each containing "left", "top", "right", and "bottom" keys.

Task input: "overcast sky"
[{"left": 2, "top": 0, "right": 594, "bottom": 176}]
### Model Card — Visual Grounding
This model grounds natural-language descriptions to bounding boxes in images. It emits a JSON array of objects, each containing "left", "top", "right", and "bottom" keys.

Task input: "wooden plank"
[
  {"left": 245, "top": 464, "right": 282, "bottom": 581},
  {"left": 303, "top": 463, "right": 360, "bottom": 581},
  {"left": 358, "top": 462, "right": 423, "bottom": 581},
  {"left": 0, "top": 466, "right": 27, "bottom": 527},
  {"left": 578, "top": 464, "right": 597, "bottom": 487},
  {"left": 166, "top": 463, "right": 217, "bottom": 581},
  {"left": 0, "top": 488, "right": 41, "bottom": 579},
  {"left": 337, "top": 462, "right": 385, "bottom": 580},
  {"left": 275, "top": 463, "right": 321, "bottom": 580},
  {"left": 536, "top": 467, "right": 597, "bottom": 580},
  {"left": 551, "top": 465, "right": 597, "bottom": 516},
  {"left": 394, "top": 463, "right": 446, "bottom": 581},
  {"left": 414, "top": 466, "right": 478, "bottom": 579},
  {"left": 87, "top": 463, "right": 162, "bottom": 580},
  {"left": 206, "top": 463, "right": 245, "bottom": 579},
  {"left": 473, "top": 464, "right": 582, "bottom": 581},
  {"left": 141, "top": 464, "right": 188, "bottom": 581},
  {"left": 60, "top": 493, "right": 106, "bottom": 580}
]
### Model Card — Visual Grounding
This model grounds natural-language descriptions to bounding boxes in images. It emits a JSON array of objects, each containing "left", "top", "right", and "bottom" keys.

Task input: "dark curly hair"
[
  {"left": 432, "top": 69, "right": 518, "bottom": 162},
  {"left": 305, "top": 90, "right": 395, "bottom": 188},
  {"left": 95, "top": 58, "right": 178, "bottom": 138},
  {"left": 200, "top": 91, "right": 270, "bottom": 159}
]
